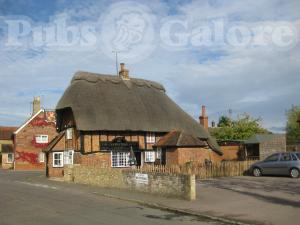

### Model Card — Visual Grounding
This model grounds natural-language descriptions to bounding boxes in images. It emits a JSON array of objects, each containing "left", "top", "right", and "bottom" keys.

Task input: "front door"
[{"left": 134, "top": 152, "right": 141, "bottom": 166}]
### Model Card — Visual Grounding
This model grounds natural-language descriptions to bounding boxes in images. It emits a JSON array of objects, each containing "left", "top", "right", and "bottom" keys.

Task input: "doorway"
[{"left": 134, "top": 151, "right": 141, "bottom": 166}]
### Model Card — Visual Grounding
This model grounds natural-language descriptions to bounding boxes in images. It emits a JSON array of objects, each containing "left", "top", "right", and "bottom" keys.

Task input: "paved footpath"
[{"left": 1, "top": 170, "right": 299, "bottom": 225}]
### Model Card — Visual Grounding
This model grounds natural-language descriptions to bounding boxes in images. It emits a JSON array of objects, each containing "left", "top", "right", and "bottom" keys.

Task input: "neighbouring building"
[
  {"left": 201, "top": 107, "right": 246, "bottom": 161},
  {"left": 217, "top": 140, "right": 245, "bottom": 161},
  {"left": 244, "top": 134, "right": 286, "bottom": 160},
  {"left": 13, "top": 97, "right": 57, "bottom": 170},
  {"left": 45, "top": 64, "right": 223, "bottom": 178},
  {"left": 0, "top": 126, "right": 17, "bottom": 169}
]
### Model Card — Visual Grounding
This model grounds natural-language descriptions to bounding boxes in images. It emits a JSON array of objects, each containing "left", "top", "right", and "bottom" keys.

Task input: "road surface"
[{"left": 0, "top": 170, "right": 227, "bottom": 225}]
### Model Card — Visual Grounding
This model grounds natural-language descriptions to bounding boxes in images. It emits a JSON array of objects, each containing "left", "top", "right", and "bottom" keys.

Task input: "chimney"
[
  {"left": 199, "top": 105, "right": 208, "bottom": 129},
  {"left": 32, "top": 96, "right": 41, "bottom": 115},
  {"left": 119, "top": 63, "right": 129, "bottom": 80}
]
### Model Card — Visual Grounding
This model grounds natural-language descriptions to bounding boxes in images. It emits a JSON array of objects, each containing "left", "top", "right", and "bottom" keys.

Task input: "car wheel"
[
  {"left": 253, "top": 167, "right": 262, "bottom": 177},
  {"left": 290, "top": 168, "right": 300, "bottom": 178}
]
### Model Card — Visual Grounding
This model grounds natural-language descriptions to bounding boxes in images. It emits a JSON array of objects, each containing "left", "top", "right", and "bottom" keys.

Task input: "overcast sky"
[{"left": 0, "top": 0, "right": 299, "bottom": 132}]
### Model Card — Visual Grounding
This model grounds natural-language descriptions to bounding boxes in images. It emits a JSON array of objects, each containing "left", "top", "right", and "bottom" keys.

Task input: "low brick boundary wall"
[{"left": 64, "top": 165, "right": 196, "bottom": 200}]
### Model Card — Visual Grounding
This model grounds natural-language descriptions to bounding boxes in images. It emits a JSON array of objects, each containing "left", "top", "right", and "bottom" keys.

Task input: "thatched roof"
[{"left": 56, "top": 71, "right": 221, "bottom": 153}]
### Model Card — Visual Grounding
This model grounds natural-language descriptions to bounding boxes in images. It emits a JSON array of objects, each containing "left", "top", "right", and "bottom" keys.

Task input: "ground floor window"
[
  {"left": 39, "top": 152, "right": 45, "bottom": 163},
  {"left": 111, "top": 151, "right": 130, "bottom": 167},
  {"left": 7, "top": 153, "right": 14, "bottom": 163},
  {"left": 156, "top": 148, "right": 162, "bottom": 161},
  {"left": 145, "top": 151, "right": 156, "bottom": 162},
  {"left": 53, "top": 152, "right": 63, "bottom": 167},
  {"left": 64, "top": 150, "right": 74, "bottom": 165}
]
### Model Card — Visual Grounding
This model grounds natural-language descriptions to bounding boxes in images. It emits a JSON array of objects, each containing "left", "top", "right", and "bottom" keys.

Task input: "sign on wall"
[
  {"left": 100, "top": 136, "right": 139, "bottom": 152},
  {"left": 135, "top": 173, "right": 149, "bottom": 185}
]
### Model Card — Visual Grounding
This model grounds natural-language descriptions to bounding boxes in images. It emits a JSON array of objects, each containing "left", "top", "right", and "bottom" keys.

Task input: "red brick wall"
[
  {"left": 47, "top": 152, "right": 64, "bottom": 177},
  {"left": 14, "top": 112, "right": 57, "bottom": 171},
  {"left": 166, "top": 147, "right": 222, "bottom": 166},
  {"left": 46, "top": 151, "right": 111, "bottom": 178}
]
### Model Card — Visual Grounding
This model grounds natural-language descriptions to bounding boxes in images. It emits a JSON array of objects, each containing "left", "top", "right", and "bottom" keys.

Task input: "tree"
[
  {"left": 286, "top": 105, "right": 300, "bottom": 144},
  {"left": 211, "top": 113, "right": 269, "bottom": 141},
  {"left": 217, "top": 116, "right": 232, "bottom": 127}
]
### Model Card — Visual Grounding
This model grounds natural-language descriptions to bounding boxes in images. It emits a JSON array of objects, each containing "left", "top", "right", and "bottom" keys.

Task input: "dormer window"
[{"left": 146, "top": 132, "right": 155, "bottom": 143}]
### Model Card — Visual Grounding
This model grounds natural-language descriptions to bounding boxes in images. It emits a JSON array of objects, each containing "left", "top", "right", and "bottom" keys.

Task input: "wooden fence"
[{"left": 129, "top": 161, "right": 257, "bottom": 179}]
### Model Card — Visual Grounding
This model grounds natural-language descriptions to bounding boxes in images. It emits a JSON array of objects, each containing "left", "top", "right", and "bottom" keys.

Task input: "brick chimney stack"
[
  {"left": 199, "top": 105, "right": 208, "bottom": 129},
  {"left": 32, "top": 96, "right": 41, "bottom": 115},
  {"left": 119, "top": 63, "right": 129, "bottom": 80}
]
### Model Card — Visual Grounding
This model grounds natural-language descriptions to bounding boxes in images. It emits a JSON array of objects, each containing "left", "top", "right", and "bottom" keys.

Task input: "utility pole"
[{"left": 112, "top": 51, "right": 120, "bottom": 75}]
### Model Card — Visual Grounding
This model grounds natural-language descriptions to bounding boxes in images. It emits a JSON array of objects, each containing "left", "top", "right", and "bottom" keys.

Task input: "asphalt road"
[{"left": 0, "top": 170, "right": 226, "bottom": 225}]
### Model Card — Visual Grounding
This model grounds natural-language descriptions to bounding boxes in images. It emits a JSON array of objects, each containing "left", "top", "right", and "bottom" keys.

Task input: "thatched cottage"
[{"left": 45, "top": 64, "right": 222, "bottom": 177}]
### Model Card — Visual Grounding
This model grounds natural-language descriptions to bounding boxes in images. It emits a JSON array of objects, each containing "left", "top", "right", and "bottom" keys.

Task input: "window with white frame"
[
  {"left": 146, "top": 132, "right": 155, "bottom": 143},
  {"left": 7, "top": 153, "right": 14, "bottom": 163},
  {"left": 145, "top": 151, "right": 156, "bottom": 162},
  {"left": 64, "top": 150, "right": 74, "bottom": 165},
  {"left": 53, "top": 152, "right": 63, "bottom": 167},
  {"left": 39, "top": 152, "right": 45, "bottom": 163},
  {"left": 111, "top": 152, "right": 130, "bottom": 167},
  {"left": 66, "top": 128, "right": 73, "bottom": 140},
  {"left": 36, "top": 135, "right": 48, "bottom": 143}
]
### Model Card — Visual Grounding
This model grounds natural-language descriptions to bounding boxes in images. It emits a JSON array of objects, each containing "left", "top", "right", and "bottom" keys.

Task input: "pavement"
[{"left": 0, "top": 170, "right": 299, "bottom": 225}]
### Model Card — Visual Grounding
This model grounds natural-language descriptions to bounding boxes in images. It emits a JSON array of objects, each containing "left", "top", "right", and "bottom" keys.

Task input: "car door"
[
  {"left": 276, "top": 153, "right": 292, "bottom": 175},
  {"left": 260, "top": 153, "right": 280, "bottom": 175}
]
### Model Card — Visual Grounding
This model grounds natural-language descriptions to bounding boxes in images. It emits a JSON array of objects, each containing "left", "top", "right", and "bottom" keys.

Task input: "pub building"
[{"left": 44, "top": 64, "right": 223, "bottom": 177}]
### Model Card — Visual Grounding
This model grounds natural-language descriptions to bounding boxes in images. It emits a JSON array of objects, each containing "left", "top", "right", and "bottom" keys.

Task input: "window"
[
  {"left": 145, "top": 151, "right": 155, "bottom": 162},
  {"left": 111, "top": 152, "right": 130, "bottom": 167},
  {"left": 66, "top": 128, "right": 73, "bottom": 140},
  {"left": 64, "top": 150, "right": 74, "bottom": 165},
  {"left": 156, "top": 148, "right": 162, "bottom": 161},
  {"left": 296, "top": 153, "right": 300, "bottom": 160},
  {"left": 36, "top": 135, "right": 48, "bottom": 144},
  {"left": 53, "top": 152, "right": 63, "bottom": 167},
  {"left": 291, "top": 153, "right": 298, "bottom": 161},
  {"left": 7, "top": 153, "right": 14, "bottom": 163},
  {"left": 280, "top": 153, "right": 291, "bottom": 161},
  {"left": 146, "top": 133, "right": 155, "bottom": 143},
  {"left": 264, "top": 154, "right": 279, "bottom": 162},
  {"left": 39, "top": 152, "right": 45, "bottom": 163}
]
